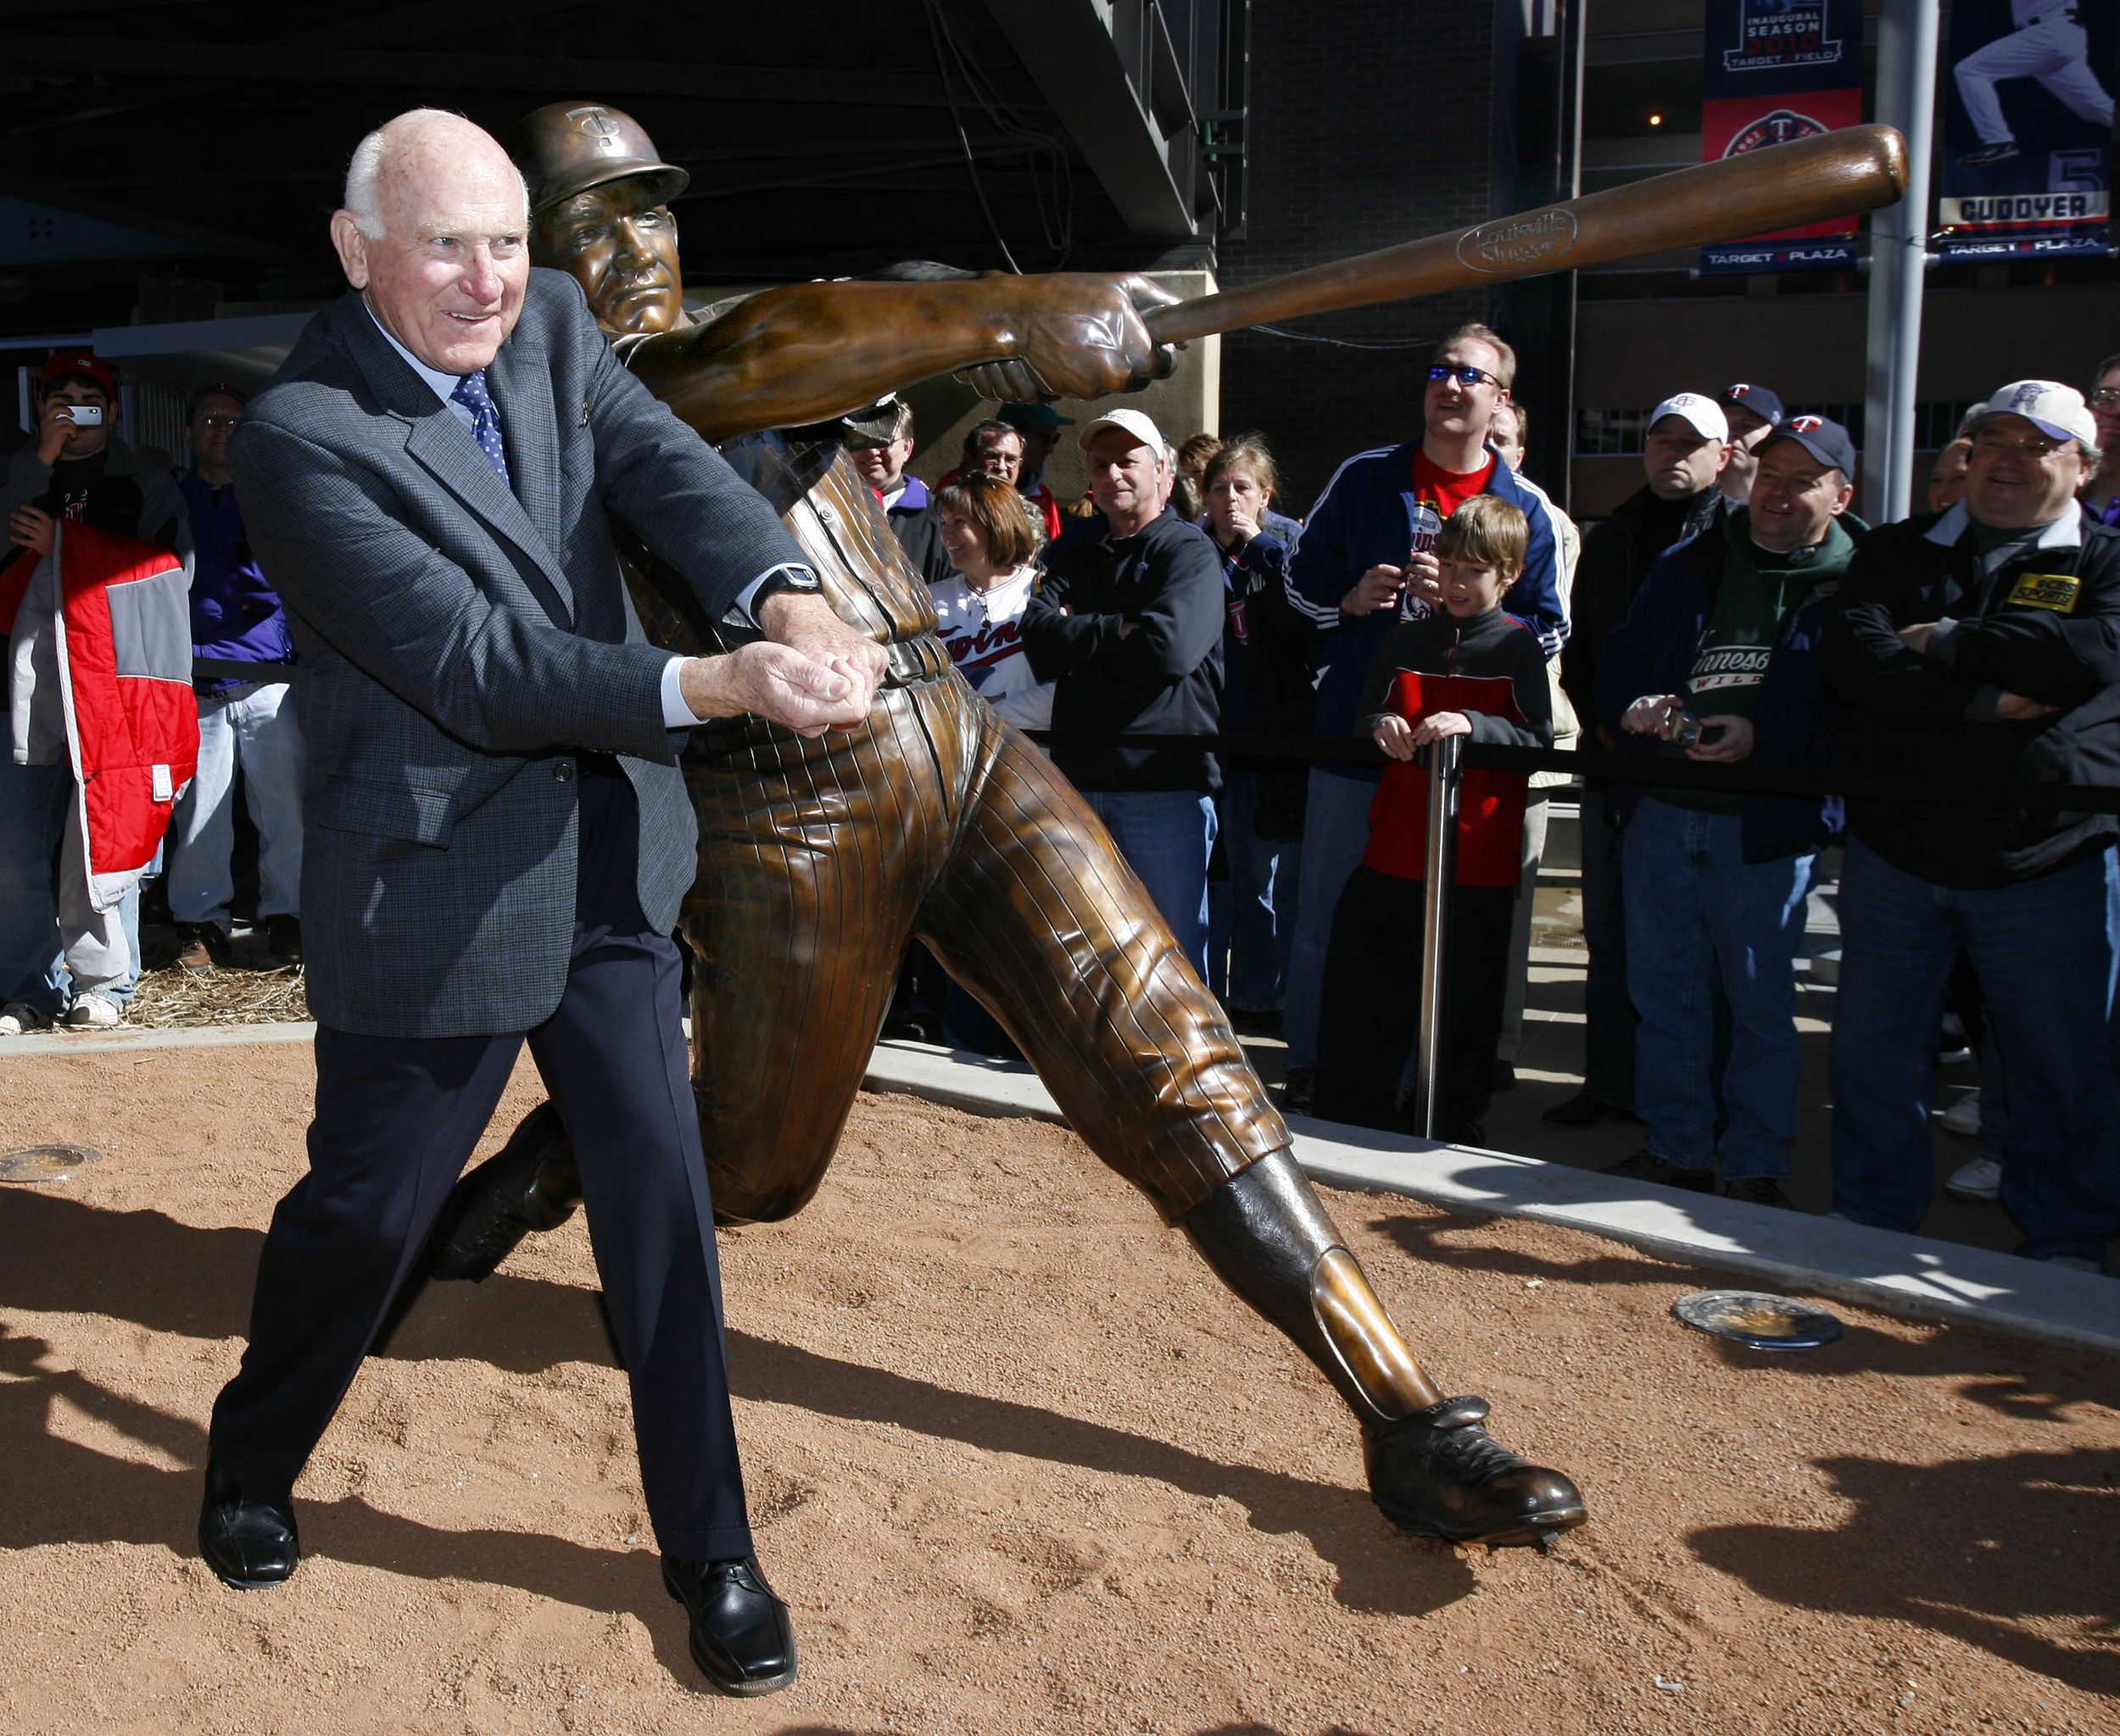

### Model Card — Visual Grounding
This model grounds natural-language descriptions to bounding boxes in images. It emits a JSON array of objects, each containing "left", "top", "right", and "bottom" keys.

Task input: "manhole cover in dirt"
[
  {"left": 1674, "top": 1289, "right": 1844, "bottom": 1351},
  {"left": 0, "top": 1145, "right": 103, "bottom": 1183}
]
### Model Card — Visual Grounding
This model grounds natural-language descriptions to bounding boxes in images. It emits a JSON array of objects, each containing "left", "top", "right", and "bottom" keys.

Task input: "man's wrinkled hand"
[
  {"left": 955, "top": 273, "right": 1180, "bottom": 403},
  {"left": 757, "top": 590, "right": 887, "bottom": 716},
  {"left": 681, "top": 643, "right": 869, "bottom": 738}
]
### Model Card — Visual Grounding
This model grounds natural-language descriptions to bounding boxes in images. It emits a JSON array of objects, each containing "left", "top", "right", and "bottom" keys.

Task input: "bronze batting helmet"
[{"left": 509, "top": 101, "right": 689, "bottom": 217}]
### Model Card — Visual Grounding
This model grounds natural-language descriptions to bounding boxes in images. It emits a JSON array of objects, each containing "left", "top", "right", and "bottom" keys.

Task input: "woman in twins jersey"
[{"left": 929, "top": 472, "right": 1054, "bottom": 732}]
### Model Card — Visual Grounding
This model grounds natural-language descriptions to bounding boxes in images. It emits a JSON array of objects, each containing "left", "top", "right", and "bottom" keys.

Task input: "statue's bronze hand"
[{"left": 956, "top": 273, "right": 1181, "bottom": 404}]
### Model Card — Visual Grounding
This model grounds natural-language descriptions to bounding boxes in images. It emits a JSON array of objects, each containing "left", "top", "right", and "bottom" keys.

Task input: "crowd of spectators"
[
  {"left": 8, "top": 321, "right": 2117, "bottom": 1273},
  {"left": 884, "top": 328, "right": 2118, "bottom": 1275}
]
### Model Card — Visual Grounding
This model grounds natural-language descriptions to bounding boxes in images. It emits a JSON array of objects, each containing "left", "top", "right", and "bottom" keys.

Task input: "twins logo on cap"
[
  {"left": 1729, "top": 383, "right": 1755, "bottom": 398},
  {"left": 568, "top": 106, "right": 622, "bottom": 148},
  {"left": 1788, "top": 415, "right": 1824, "bottom": 433}
]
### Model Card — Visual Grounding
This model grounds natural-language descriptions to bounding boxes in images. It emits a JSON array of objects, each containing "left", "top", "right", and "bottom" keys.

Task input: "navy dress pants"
[{"left": 209, "top": 764, "right": 753, "bottom": 1561}]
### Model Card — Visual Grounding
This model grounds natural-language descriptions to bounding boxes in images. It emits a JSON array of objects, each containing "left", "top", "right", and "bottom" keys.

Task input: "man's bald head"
[{"left": 331, "top": 110, "right": 533, "bottom": 375}]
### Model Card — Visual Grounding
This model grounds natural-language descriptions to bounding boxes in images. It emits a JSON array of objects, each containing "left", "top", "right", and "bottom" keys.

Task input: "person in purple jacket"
[{"left": 167, "top": 385, "right": 305, "bottom": 967}]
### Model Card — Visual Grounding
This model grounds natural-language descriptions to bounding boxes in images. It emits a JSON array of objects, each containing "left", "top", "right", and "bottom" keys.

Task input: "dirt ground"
[{"left": 0, "top": 1040, "right": 2115, "bottom": 1736}]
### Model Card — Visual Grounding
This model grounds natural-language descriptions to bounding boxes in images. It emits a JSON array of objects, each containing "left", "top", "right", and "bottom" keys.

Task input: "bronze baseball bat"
[{"left": 1142, "top": 123, "right": 1909, "bottom": 347}]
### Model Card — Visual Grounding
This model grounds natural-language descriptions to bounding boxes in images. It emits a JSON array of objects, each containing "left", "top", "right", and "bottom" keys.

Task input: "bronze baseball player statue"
[{"left": 430, "top": 100, "right": 1585, "bottom": 1551}]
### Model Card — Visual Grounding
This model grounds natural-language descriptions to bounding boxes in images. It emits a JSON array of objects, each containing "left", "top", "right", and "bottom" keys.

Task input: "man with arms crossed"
[{"left": 198, "top": 109, "right": 881, "bottom": 1698}]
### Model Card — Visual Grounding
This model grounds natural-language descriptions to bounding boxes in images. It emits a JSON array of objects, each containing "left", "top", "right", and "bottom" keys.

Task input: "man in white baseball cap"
[
  {"left": 1022, "top": 404, "right": 1228, "bottom": 976},
  {"left": 1826, "top": 376, "right": 2120, "bottom": 1274},
  {"left": 1967, "top": 378, "right": 2100, "bottom": 465},
  {"left": 1548, "top": 388, "right": 1731, "bottom": 1131}
]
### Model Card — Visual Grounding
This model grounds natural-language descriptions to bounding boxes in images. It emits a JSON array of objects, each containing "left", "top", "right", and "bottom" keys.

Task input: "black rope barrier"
[{"left": 1024, "top": 729, "right": 2120, "bottom": 818}]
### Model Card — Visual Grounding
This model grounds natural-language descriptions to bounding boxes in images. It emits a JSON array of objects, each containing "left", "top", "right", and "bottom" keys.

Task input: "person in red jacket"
[
  {"left": 1314, "top": 496, "right": 1553, "bottom": 1140},
  {"left": 2, "top": 351, "right": 192, "bottom": 1034}
]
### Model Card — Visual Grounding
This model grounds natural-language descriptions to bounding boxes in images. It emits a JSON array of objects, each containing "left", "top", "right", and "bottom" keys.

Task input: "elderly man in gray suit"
[{"left": 195, "top": 109, "right": 871, "bottom": 1698}]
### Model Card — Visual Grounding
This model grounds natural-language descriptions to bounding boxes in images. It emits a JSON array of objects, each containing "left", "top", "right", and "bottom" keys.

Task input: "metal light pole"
[{"left": 1861, "top": 0, "right": 1940, "bottom": 524}]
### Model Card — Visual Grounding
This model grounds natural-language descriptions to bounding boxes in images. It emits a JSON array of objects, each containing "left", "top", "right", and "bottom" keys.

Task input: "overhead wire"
[{"left": 922, "top": 0, "right": 1075, "bottom": 270}]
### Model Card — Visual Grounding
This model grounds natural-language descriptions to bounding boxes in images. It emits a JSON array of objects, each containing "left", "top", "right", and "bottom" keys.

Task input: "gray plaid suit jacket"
[{"left": 228, "top": 269, "right": 809, "bottom": 1038}]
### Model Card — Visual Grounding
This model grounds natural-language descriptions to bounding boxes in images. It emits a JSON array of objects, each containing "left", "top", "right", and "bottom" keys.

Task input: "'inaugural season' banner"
[
  {"left": 1937, "top": 0, "right": 2118, "bottom": 261},
  {"left": 1699, "top": 0, "right": 1866, "bottom": 276}
]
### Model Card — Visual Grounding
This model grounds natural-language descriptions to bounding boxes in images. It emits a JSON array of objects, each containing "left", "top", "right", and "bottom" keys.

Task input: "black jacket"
[
  {"left": 1824, "top": 502, "right": 2120, "bottom": 888},
  {"left": 1023, "top": 506, "right": 1225, "bottom": 792},
  {"left": 1213, "top": 513, "right": 1318, "bottom": 838},
  {"left": 1562, "top": 483, "right": 1723, "bottom": 724},
  {"left": 1358, "top": 605, "right": 1554, "bottom": 750}
]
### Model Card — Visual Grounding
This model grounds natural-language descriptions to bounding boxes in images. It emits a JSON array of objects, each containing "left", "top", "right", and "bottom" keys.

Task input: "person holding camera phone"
[
  {"left": 1595, "top": 416, "right": 1861, "bottom": 1207},
  {"left": 2, "top": 351, "right": 190, "bottom": 1035}
]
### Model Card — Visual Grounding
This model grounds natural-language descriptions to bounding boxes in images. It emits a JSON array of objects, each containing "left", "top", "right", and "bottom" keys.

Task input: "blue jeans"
[
  {"left": 169, "top": 679, "right": 306, "bottom": 928},
  {"left": 1830, "top": 839, "right": 2120, "bottom": 1262},
  {"left": 1083, "top": 790, "right": 1217, "bottom": 980},
  {"left": 0, "top": 756, "right": 140, "bottom": 1014},
  {"left": 1280, "top": 770, "right": 1377, "bottom": 1070},
  {"left": 1623, "top": 800, "right": 1814, "bottom": 1179},
  {"left": 1207, "top": 771, "right": 1301, "bottom": 1011},
  {"left": 1579, "top": 790, "right": 1636, "bottom": 1108}
]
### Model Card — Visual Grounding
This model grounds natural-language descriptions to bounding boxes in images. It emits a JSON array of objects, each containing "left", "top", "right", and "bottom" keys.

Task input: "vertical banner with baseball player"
[
  {"left": 1938, "top": 0, "right": 2118, "bottom": 260},
  {"left": 1697, "top": 0, "right": 1866, "bottom": 276}
]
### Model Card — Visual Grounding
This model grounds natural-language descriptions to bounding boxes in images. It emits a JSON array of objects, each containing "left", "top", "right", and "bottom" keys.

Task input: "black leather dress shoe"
[
  {"left": 1366, "top": 1395, "right": 1587, "bottom": 1549},
  {"left": 662, "top": 1555, "right": 797, "bottom": 1696},
  {"left": 198, "top": 1460, "right": 300, "bottom": 1589}
]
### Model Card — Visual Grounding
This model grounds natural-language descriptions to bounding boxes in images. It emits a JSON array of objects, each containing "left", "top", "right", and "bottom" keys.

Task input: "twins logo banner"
[
  {"left": 1937, "top": 0, "right": 2118, "bottom": 261},
  {"left": 1699, "top": 0, "right": 1866, "bottom": 276}
]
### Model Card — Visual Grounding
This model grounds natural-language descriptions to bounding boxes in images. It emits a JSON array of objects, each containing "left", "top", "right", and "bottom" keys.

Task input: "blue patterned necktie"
[{"left": 450, "top": 368, "right": 510, "bottom": 489}]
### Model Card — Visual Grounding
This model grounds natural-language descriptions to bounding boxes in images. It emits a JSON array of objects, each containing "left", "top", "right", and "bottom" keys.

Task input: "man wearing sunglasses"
[
  {"left": 1278, "top": 324, "right": 1571, "bottom": 1114},
  {"left": 1826, "top": 379, "right": 2120, "bottom": 1275}
]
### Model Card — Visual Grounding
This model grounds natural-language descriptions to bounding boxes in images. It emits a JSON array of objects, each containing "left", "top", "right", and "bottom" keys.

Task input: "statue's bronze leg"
[
  {"left": 919, "top": 704, "right": 1586, "bottom": 1548},
  {"left": 1177, "top": 1149, "right": 1443, "bottom": 1421}
]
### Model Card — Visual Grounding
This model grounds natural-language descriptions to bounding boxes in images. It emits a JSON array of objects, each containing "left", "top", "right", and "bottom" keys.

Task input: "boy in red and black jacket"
[{"left": 1315, "top": 495, "right": 1553, "bottom": 1139}]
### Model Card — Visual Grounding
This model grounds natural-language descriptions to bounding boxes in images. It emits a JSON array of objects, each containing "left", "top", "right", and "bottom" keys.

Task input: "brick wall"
[{"left": 1218, "top": 0, "right": 1506, "bottom": 511}]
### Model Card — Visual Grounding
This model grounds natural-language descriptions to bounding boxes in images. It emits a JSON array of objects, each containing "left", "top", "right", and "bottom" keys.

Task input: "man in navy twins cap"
[{"left": 1596, "top": 412, "right": 1860, "bottom": 1209}]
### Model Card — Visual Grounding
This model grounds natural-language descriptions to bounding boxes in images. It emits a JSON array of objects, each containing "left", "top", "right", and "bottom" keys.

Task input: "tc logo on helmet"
[{"left": 567, "top": 107, "right": 622, "bottom": 147}]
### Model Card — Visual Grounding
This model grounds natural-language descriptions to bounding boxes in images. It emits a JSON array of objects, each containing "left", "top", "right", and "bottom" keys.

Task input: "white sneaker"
[
  {"left": 1944, "top": 1154, "right": 2003, "bottom": 1203},
  {"left": 1939, "top": 1091, "right": 1982, "bottom": 1137},
  {"left": 0, "top": 1000, "right": 52, "bottom": 1035},
  {"left": 63, "top": 994, "right": 121, "bottom": 1030}
]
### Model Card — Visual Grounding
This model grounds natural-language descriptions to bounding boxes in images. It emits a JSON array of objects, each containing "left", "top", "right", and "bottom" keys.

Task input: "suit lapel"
[
  {"left": 488, "top": 332, "right": 562, "bottom": 552},
  {"left": 336, "top": 298, "right": 577, "bottom": 628}
]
